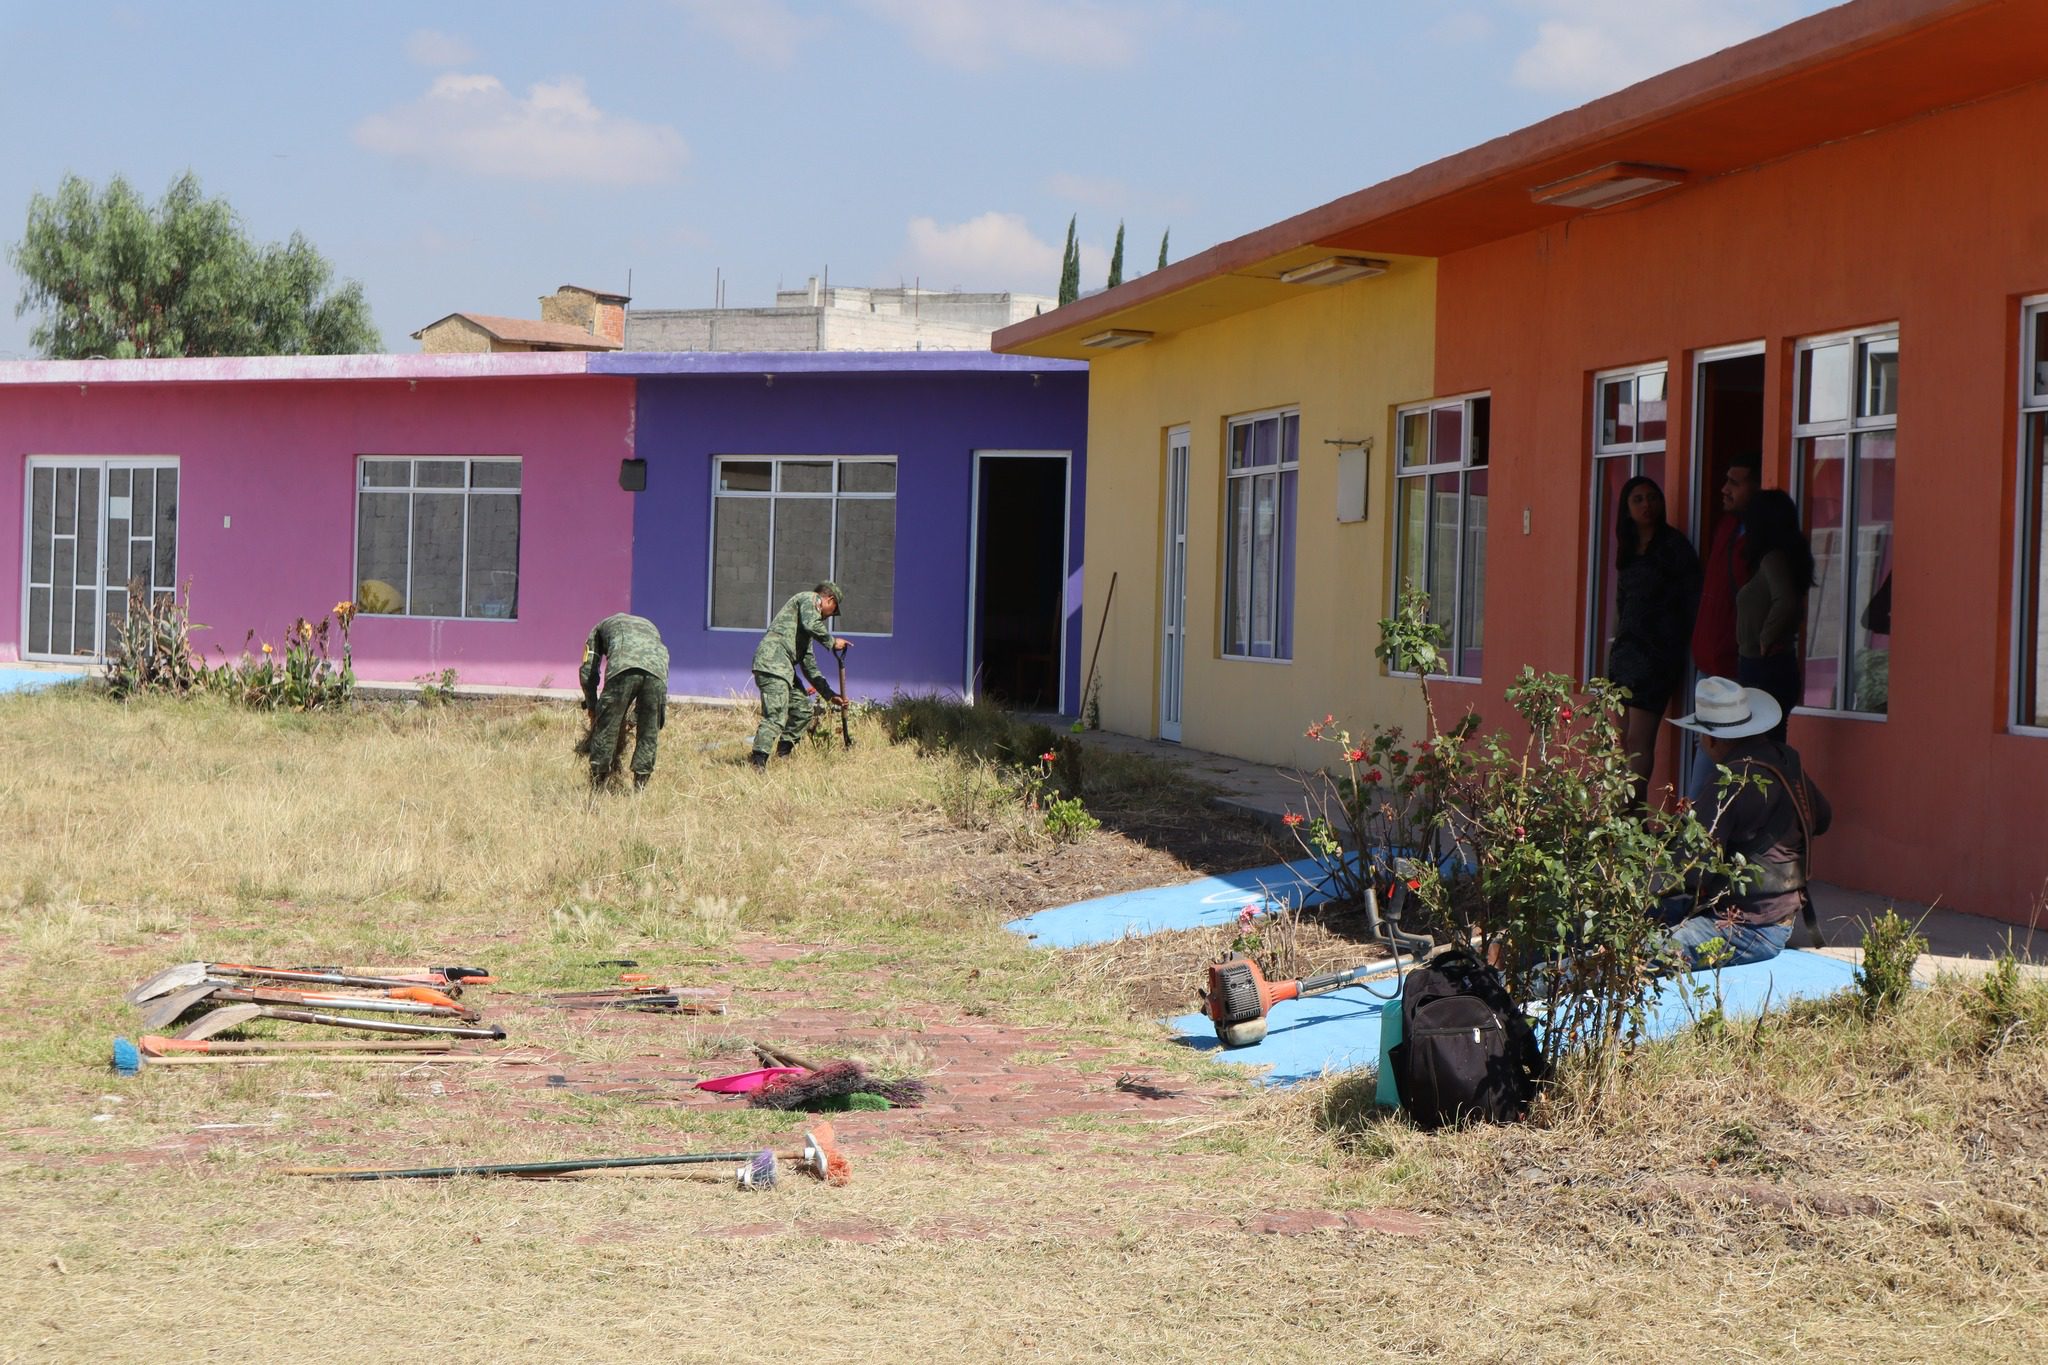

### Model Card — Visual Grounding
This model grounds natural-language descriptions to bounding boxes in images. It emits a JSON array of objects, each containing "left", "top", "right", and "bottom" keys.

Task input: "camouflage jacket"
[
  {"left": 752, "top": 591, "right": 836, "bottom": 691},
  {"left": 581, "top": 614, "right": 669, "bottom": 707}
]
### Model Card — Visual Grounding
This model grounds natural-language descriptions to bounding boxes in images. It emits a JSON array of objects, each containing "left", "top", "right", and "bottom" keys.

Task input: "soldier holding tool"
[
  {"left": 750, "top": 581, "right": 848, "bottom": 770},
  {"left": 579, "top": 613, "right": 670, "bottom": 792}
]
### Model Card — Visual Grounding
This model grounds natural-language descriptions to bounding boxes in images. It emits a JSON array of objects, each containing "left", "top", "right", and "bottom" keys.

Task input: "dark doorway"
[
  {"left": 975, "top": 456, "right": 1067, "bottom": 712},
  {"left": 1694, "top": 352, "right": 1765, "bottom": 545}
]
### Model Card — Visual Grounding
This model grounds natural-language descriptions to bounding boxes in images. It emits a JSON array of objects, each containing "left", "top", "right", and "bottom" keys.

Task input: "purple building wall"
[{"left": 597, "top": 353, "right": 1088, "bottom": 708}]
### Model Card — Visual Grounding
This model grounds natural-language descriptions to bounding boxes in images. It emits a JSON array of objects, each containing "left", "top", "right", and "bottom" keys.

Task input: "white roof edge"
[{"left": 0, "top": 352, "right": 596, "bottom": 386}]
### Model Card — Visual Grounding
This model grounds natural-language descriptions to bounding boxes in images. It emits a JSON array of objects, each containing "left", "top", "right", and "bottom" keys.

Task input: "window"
[
  {"left": 355, "top": 457, "right": 521, "bottom": 619},
  {"left": 2017, "top": 301, "right": 2048, "bottom": 728},
  {"left": 1393, "top": 394, "right": 1489, "bottom": 678},
  {"left": 710, "top": 457, "right": 896, "bottom": 634},
  {"left": 1222, "top": 410, "right": 1299, "bottom": 660},
  {"left": 1585, "top": 365, "right": 1668, "bottom": 679},
  {"left": 1795, "top": 328, "right": 1896, "bottom": 714}
]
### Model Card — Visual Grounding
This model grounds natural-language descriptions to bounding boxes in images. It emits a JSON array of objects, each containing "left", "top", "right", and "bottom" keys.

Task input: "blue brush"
[{"left": 112, "top": 1037, "right": 141, "bottom": 1076}]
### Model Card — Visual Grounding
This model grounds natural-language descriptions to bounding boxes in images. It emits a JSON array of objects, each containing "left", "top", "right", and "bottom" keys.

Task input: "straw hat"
[{"left": 1668, "top": 675, "right": 1781, "bottom": 739}]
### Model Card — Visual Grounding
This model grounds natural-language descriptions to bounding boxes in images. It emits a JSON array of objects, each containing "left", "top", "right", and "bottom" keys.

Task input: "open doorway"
[
  {"left": 1692, "top": 348, "right": 1765, "bottom": 552},
  {"left": 971, "top": 453, "right": 1069, "bottom": 712}
]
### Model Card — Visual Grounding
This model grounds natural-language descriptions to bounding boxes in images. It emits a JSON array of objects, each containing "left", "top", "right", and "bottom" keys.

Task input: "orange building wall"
[{"left": 1433, "top": 78, "right": 2048, "bottom": 925}]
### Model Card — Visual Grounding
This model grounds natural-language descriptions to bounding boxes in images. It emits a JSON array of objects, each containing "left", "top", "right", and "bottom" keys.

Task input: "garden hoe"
[
  {"left": 127, "top": 962, "right": 478, "bottom": 1005},
  {"left": 1201, "top": 954, "right": 1412, "bottom": 1048},
  {"left": 832, "top": 642, "right": 853, "bottom": 749},
  {"left": 174, "top": 1003, "right": 507, "bottom": 1043},
  {"left": 139, "top": 983, "right": 475, "bottom": 1032},
  {"left": 284, "top": 1122, "right": 849, "bottom": 1186}
]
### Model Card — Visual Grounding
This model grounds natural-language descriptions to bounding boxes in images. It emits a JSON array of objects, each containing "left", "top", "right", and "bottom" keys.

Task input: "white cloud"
[
  {"left": 1510, "top": 1, "right": 1812, "bottom": 97},
  {"left": 404, "top": 28, "right": 477, "bottom": 67},
  {"left": 857, "top": 0, "right": 1151, "bottom": 71},
  {"left": 355, "top": 73, "right": 688, "bottom": 186},
  {"left": 903, "top": 211, "right": 1109, "bottom": 293},
  {"left": 673, "top": 0, "right": 819, "bottom": 67}
]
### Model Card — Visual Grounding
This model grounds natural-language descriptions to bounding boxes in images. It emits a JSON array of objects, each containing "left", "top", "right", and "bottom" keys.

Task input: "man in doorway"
[
  {"left": 579, "top": 612, "right": 670, "bottom": 792},
  {"left": 1691, "top": 454, "right": 1760, "bottom": 679},
  {"left": 1658, "top": 675, "right": 1832, "bottom": 967},
  {"left": 751, "top": 581, "right": 849, "bottom": 770}
]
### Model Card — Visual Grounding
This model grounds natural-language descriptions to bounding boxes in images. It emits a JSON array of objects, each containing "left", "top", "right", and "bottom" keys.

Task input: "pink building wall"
[{"left": 1, "top": 360, "right": 637, "bottom": 687}]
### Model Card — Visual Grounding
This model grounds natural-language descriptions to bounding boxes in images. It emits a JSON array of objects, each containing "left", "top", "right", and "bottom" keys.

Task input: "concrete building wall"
[
  {"left": 1432, "top": 77, "right": 2048, "bottom": 922},
  {"left": 623, "top": 367, "right": 1089, "bottom": 705},
  {"left": 0, "top": 372, "right": 637, "bottom": 687},
  {"left": 1077, "top": 261, "right": 1438, "bottom": 771}
]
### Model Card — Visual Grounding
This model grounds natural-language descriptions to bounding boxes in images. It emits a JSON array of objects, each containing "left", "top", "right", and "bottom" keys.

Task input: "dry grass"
[{"left": 1, "top": 687, "right": 2044, "bottom": 1363}]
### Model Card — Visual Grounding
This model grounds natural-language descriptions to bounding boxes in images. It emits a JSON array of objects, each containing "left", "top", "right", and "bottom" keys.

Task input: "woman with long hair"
[
  {"left": 1606, "top": 475, "right": 1702, "bottom": 804},
  {"left": 1736, "top": 488, "right": 1815, "bottom": 743}
]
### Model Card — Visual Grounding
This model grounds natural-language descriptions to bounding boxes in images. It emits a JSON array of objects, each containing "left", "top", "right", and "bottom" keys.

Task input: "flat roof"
[
  {"left": 996, "top": 0, "right": 2048, "bottom": 359},
  {"left": 589, "top": 351, "right": 1085, "bottom": 376},
  {"left": 0, "top": 349, "right": 1086, "bottom": 387}
]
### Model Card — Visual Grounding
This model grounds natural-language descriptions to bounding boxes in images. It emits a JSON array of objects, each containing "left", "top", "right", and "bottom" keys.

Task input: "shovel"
[
  {"left": 139, "top": 983, "right": 476, "bottom": 1032},
  {"left": 832, "top": 643, "right": 853, "bottom": 749},
  {"left": 175, "top": 1003, "right": 507, "bottom": 1042},
  {"left": 127, "top": 962, "right": 476, "bottom": 1006}
]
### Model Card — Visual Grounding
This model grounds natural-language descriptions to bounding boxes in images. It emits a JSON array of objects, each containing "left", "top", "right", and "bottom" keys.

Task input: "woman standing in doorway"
[
  {"left": 1736, "top": 489, "right": 1815, "bottom": 743},
  {"left": 1607, "top": 476, "right": 1702, "bottom": 804}
]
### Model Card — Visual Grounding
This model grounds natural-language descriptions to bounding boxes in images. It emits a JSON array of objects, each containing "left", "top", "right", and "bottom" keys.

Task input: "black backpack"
[{"left": 1388, "top": 945, "right": 1546, "bottom": 1130}]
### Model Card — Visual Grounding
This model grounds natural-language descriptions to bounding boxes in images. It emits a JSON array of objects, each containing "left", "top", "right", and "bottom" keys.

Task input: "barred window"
[
  {"left": 710, "top": 457, "right": 896, "bottom": 634},
  {"left": 355, "top": 457, "right": 521, "bottom": 619}
]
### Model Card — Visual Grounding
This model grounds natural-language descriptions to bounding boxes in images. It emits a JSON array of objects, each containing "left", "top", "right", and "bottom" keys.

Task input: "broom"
[{"left": 747, "top": 1060, "right": 927, "bottom": 1111}]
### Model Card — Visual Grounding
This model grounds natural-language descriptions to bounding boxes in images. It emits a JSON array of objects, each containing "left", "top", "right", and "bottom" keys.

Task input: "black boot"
[
  {"left": 775, "top": 739, "right": 795, "bottom": 758},
  {"left": 749, "top": 750, "right": 770, "bottom": 770},
  {"left": 632, "top": 771, "right": 650, "bottom": 791}
]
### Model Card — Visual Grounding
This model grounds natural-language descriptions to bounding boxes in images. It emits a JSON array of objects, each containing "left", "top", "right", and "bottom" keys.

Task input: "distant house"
[
  {"left": 413, "top": 285, "right": 627, "bottom": 353},
  {"left": 2, "top": 350, "right": 1086, "bottom": 711},
  {"left": 627, "top": 281, "right": 1054, "bottom": 353}
]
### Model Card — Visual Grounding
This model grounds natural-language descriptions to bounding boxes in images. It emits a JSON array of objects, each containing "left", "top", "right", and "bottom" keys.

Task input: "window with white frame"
[
  {"left": 1795, "top": 327, "right": 1896, "bottom": 714},
  {"left": 1585, "top": 366, "right": 1668, "bottom": 679},
  {"left": 2016, "top": 300, "right": 2048, "bottom": 728},
  {"left": 1393, "top": 394, "right": 1489, "bottom": 678},
  {"left": 355, "top": 457, "right": 521, "bottom": 619},
  {"left": 1222, "top": 410, "right": 1299, "bottom": 660},
  {"left": 710, "top": 457, "right": 896, "bottom": 635}
]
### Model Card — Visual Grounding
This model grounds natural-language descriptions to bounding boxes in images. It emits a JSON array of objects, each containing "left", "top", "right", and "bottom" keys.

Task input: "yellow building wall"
[{"left": 1080, "top": 260, "right": 1437, "bottom": 771}]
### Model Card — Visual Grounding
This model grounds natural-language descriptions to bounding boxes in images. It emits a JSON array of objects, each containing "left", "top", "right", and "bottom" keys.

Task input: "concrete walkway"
[
  {"left": 1067, "top": 726, "right": 2046, "bottom": 983},
  {"left": 0, "top": 662, "right": 92, "bottom": 694}
]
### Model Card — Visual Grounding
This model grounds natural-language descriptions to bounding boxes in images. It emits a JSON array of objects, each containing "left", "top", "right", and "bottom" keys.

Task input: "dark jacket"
[
  {"left": 1608, "top": 525, "right": 1703, "bottom": 702},
  {"left": 1687, "top": 736, "right": 1833, "bottom": 927}
]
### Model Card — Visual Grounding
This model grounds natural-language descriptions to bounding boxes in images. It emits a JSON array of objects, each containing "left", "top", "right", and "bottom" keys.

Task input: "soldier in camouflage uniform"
[
  {"left": 750, "top": 581, "right": 849, "bottom": 769},
  {"left": 580, "top": 613, "right": 670, "bottom": 791}
]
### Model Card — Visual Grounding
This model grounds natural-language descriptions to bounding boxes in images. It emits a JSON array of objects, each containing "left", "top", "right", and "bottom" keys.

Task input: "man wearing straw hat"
[{"left": 1659, "top": 676, "right": 1832, "bottom": 967}]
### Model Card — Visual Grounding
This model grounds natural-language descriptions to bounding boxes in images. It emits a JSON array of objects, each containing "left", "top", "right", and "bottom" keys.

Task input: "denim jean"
[{"left": 1653, "top": 897, "right": 1792, "bottom": 969}]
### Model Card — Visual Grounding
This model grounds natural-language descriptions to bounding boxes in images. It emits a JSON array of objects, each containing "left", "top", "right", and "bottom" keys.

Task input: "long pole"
[{"left": 1080, "top": 571, "right": 1117, "bottom": 724}]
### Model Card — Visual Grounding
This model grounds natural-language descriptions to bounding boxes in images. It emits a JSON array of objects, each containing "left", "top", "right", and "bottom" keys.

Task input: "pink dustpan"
[{"left": 696, "top": 1066, "right": 807, "bottom": 1094}]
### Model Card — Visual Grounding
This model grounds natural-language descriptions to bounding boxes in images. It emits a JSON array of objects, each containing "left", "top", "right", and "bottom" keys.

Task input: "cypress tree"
[
  {"left": 1157, "top": 227, "right": 1170, "bottom": 271},
  {"left": 1107, "top": 221, "right": 1124, "bottom": 289},
  {"left": 1058, "top": 215, "right": 1079, "bottom": 305}
]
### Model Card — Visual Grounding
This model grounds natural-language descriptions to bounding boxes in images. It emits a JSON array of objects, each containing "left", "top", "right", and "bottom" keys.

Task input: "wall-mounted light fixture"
[
  {"left": 619, "top": 458, "right": 647, "bottom": 492},
  {"left": 1080, "top": 328, "right": 1153, "bottom": 349},
  {"left": 1279, "top": 256, "right": 1388, "bottom": 286},
  {"left": 1530, "top": 161, "right": 1688, "bottom": 210}
]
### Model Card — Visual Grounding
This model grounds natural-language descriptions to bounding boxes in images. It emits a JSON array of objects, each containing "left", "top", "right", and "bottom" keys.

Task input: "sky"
[{"left": 0, "top": 0, "right": 1842, "bottom": 357}]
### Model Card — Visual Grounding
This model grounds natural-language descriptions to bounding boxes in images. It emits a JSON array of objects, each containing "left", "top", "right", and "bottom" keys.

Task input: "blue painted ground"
[
  {"left": 0, "top": 665, "right": 89, "bottom": 695},
  {"left": 1003, "top": 856, "right": 1350, "bottom": 948},
  {"left": 1163, "top": 949, "right": 1861, "bottom": 1088}
]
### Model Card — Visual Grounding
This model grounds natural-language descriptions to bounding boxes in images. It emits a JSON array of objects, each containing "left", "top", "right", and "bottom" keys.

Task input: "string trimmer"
[
  {"left": 284, "top": 1122, "right": 850, "bottom": 1185},
  {"left": 1201, "top": 955, "right": 1415, "bottom": 1048}
]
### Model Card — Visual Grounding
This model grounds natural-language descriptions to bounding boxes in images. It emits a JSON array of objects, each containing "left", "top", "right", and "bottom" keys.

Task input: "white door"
[
  {"left": 1159, "top": 428, "right": 1190, "bottom": 741},
  {"left": 22, "top": 458, "right": 179, "bottom": 661}
]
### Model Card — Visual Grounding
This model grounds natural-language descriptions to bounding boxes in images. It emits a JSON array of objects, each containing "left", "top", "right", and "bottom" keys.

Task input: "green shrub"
[{"left": 1854, "top": 908, "right": 1925, "bottom": 1015}]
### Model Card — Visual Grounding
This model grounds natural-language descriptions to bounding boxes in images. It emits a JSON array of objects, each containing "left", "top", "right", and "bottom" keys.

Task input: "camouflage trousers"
[
  {"left": 591, "top": 668, "right": 664, "bottom": 781},
  {"left": 752, "top": 670, "right": 816, "bottom": 757}
]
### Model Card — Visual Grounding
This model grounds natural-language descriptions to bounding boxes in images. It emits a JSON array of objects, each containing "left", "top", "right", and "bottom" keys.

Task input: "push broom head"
[
  {"left": 802, "top": 1123, "right": 852, "bottom": 1186},
  {"left": 735, "top": 1150, "right": 777, "bottom": 1190}
]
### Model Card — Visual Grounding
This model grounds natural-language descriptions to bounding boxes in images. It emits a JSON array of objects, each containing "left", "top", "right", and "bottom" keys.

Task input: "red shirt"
[{"left": 1691, "top": 516, "right": 1751, "bottom": 679}]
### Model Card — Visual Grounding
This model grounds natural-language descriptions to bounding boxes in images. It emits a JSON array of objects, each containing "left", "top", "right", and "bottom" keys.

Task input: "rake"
[
  {"left": 140, "top": 983, "right": 477, "bottom": 1032},
  {"left": 173, "top": 1003, "right": 507, "bottom": 1042},
  {"left": 127, "top": 962, "right": 479, "bottom": 1006},
  {"left": 284, "top": 1122, "right": 850, "bottom": 1185}
]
